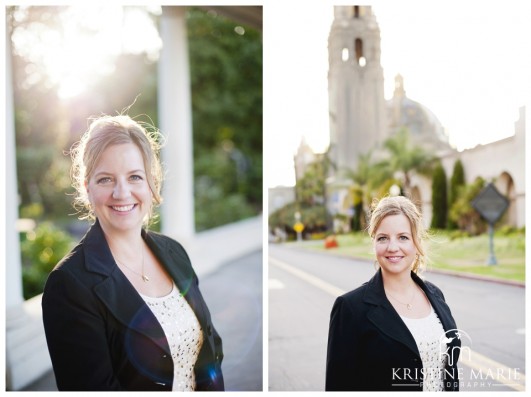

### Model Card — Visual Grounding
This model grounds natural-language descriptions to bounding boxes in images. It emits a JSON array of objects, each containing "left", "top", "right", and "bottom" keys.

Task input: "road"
[{"left": 268, "top": 243, "right": 525, "bottom": 391}]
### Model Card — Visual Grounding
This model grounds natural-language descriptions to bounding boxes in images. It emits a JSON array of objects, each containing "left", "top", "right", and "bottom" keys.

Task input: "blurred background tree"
[
  {"left": 431, "top": 161, "right": 448, "bottom": 229},
  {"left": 449, "top": 176, "right": 487, "bottom": 235},
  {"left": 187, "top": 7, "right": 262, "bottom": 231},
  {"left": 448, "top": 159, "right": 465, "bottom": 230}
]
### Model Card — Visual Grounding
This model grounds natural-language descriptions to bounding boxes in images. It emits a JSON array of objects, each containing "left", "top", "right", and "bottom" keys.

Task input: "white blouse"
[
  {"left": 400, "top": 308, "right": 448, "bottom": 391},
  {"left": 139, "top": 284, "right": 203, "bottom": 391}
]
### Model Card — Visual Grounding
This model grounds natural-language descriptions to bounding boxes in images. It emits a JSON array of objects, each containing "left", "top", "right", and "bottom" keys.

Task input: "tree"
[
  {"left": 430, "top": 162, "right": 447, "bottom": 229},
  {"left": 448, "top": 159, "right": 465, "bottom": 229},
  {"left": 343, "top": 151, "right": 394, "bottom": 231},
  {"left": 383, "top": 128, "right": 436, "bottom": 195},
  {"left": 449, "top": 176, "right": 486, "bottom": 235},
  {"left": 187, "top": 7, "right": 262, "bottom": 231},
  {"left": 296, "top": 157, "right": 327, "bottom": 207}
]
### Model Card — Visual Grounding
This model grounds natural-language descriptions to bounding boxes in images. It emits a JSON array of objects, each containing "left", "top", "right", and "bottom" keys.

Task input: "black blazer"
[
  {"left": 42, "top": 220, "right": 224, "bottom": 391},
  {"left": 326, "top": 269, "right": 460, "bottom": 391}
]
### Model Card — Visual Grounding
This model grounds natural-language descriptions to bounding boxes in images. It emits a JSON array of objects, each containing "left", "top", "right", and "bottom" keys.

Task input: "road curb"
[
  {"left": 425, "top": 267, "right": 525, "bottom": 288},
  {"left": 275, "top": 243, "right": 525, "bottom": 288}
]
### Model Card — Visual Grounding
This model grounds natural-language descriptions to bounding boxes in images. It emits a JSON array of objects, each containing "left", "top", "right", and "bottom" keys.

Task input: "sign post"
[
  {"left": 294, "top": 211, "right": 304, "bottom": 242},
  {"left": 471, "top": 183, "right": 509, "bottom": 265}
]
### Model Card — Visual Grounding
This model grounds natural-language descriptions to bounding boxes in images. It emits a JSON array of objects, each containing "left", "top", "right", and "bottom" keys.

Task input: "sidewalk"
[{"left": 22, "top": 249, "right": 263, "bottom": 391}]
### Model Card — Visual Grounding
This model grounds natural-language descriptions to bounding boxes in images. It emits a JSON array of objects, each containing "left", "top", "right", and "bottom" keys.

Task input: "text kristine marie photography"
[{"left": 391, "top": 328, "right": 523, "bottom": 390}]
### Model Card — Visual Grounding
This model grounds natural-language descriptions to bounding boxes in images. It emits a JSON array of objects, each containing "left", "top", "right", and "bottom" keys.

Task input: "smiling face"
[
  {"left": 86, "top": 143, "right": 152, "bottom": 236},
  {"left": 373, "top": 213, "right": 418, "bottom": 277}
]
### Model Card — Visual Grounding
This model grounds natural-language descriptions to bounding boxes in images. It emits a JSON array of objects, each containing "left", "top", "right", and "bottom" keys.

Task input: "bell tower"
[{"left": 328, "top": 6, "right": 386, "bottom": 176}]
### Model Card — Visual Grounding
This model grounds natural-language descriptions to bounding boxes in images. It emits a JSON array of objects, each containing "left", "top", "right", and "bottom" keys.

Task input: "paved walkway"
[{"left": 22, "top": 250, "right": 263, "bottom": 391}]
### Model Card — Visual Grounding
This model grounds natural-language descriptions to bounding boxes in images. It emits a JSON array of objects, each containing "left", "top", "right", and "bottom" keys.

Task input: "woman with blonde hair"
[
  {"left": 326, "top": 195, "right": 460, "bottom": 391},
  {"left": 42, "top": 115, "right": 224, "bottom": 391}
]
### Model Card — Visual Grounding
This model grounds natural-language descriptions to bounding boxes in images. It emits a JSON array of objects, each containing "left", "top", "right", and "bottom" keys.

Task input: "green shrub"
[
  {"left": 495, "top": 225, "right": 525, "bottom": 237},
  {"left": 448, "top": 159, "right": 465, "bottom": 230},
  {"left": 449, "top": 177, "right": 486, "bottom": 235},
  {"left": 431, "top": 162, "right": 448, "bottom": 229},
  {"left": 21, "top": 222, "right": 75, "bottom": 300}
]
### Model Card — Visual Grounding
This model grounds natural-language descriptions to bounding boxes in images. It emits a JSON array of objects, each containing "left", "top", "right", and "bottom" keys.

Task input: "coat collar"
[
  {"left": 363, "top": 269, "right": 420, "bottom": 357},
  {"left": 363, "top": 268, "right": 457, "bottom": 358},
  {"left": 80, "top": 220, "right": 208, "bottom": 355}
]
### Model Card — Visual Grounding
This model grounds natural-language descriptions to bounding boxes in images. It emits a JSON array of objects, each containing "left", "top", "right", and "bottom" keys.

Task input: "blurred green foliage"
[
  {"left": 21, "top": 222, "right": 75, "bottom": 300},
  {"left": 448, "top": 159, "right": 465, "bottom": 229},
  {"left": 449, "top": 176, "right": 487, "bottom": 235},
  {"left": 269, "top": 201, "right": 328, "bottom": 239},
  {"left": 187, "top": 8, "right": 262, "bottom": 231},
  {"left": 430, "top": 162, "right": 448, "bottom": 229}
]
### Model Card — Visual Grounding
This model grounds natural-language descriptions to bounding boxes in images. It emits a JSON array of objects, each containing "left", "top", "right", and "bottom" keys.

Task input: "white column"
[
  {"left": 6, "top": 25, "right": 24, "bottom": 309},
  {"left": 158, "top": 6, "right": 195, "bottom": 240},
  {"left": 6, "top": 25, "right": 52, "bottom": 391}
]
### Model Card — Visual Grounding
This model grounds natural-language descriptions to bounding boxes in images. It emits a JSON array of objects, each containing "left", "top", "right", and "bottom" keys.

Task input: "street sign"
[
  {"left": 471, "top": 183, "right": 509, "bottom": 265},
  {"left": 293, "top": 222, "right": 305, "bottom": 233},
  {"left": 471, "top": 183, "right": 509, "bottom": 224}
]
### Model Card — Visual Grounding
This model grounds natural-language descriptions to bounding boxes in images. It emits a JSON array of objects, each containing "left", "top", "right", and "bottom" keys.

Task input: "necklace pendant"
[
  {"left": 407, "top": 304, "right": 412, "bottom": 310},
  {"left": 142, "top": 274, "right": 150, "bottom": 282}
]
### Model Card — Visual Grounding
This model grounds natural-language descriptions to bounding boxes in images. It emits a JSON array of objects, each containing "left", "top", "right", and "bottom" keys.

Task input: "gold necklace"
[
  {"left": 385, "top": 287, "right": 415, "bottom": 310},
  {"left": 116, "top": 245, "right": 149, "bottom": 282}
]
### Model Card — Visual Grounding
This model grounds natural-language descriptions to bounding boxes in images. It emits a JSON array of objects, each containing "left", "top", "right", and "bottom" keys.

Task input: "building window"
[
  {"left": 355, "top": 38, "right": 365, "bottom": 66},
  {"left": 354, "top": 6, "right": 360, "bottom": 18},
  {"left": 342, "top": 47, "right": 349, "bottom": 62}
]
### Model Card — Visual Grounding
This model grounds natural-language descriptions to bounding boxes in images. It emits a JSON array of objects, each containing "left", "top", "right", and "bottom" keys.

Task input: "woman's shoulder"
[
  {"left": 415, "top": 273, "right": 446, "bottom": 299},
  {"left": 144, "top": 230, "right": 192, "bottom": 265},
  {"left": 145, "top": 230, "right": 186, "bottom": 251},
  {"left": 52, "top": 241, "right": 85, "bottom": 273},
  {"left": 335, "top": 281, "right": 371, "bottom": 308}
]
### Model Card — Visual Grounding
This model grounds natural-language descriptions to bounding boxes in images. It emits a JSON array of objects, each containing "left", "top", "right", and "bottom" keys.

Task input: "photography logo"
[
  {"left": 439, "top": 328, "right": 472, "bottom": 366},
  {"left": 438, "top": 328, "right": 524, "bottom": 390}
]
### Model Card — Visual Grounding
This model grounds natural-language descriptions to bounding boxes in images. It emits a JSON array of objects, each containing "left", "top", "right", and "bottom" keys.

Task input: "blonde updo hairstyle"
[
  {"left": 70, "top": 115, "right": 164, "bottom": 226},
  {"left": 368, "top": 195, "right": 428, "bottom": 273}
]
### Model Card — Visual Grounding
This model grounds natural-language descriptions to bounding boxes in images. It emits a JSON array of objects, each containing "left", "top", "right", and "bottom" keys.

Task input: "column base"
[{"left": 6, "top": 294, "right": 53, "bottom": 391}]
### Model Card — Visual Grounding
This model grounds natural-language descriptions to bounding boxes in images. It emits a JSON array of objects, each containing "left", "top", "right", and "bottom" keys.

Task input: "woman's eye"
[
  {"left": 377, "top": 236, "right": 388, "bottom": 242},
  {"left": 130, "top": 175, "right": 143, "bottom": 181},
  {"left": 399, "top": 235, "right": 409, "bottom": 241},
  {"left": 97, "top": 177, "right": 112, "bottom": 184}
]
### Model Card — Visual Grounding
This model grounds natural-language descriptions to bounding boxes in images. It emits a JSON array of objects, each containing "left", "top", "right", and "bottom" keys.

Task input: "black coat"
[
  {"left": 42, "top": 220, "right": 224, "bottom": 391},
  {"left": 326, "top": 269, "right": 460, "bottom": 391}
]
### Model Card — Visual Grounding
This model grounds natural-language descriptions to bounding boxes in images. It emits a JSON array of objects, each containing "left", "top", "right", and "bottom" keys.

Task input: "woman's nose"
[
  {"left": 387, "top": 239, "right": 399, "bottom": 251},
  {"left": 112, "top": 180, "right": 131, "bottom": 199}
]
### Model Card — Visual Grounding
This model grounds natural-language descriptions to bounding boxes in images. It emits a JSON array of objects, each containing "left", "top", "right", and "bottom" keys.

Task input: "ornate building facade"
[{"left": 295, "top": 5, "right": 525, "bottom": 229}]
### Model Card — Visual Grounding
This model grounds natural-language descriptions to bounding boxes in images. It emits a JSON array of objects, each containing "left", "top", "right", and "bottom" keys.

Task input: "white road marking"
[
  {"left": 269, "top": 278, "right": 285, "bottom": 290},
  {"left": 269, "top": 257, "right": 345, "bottom": 298},
  {"left": 459, "top": 349, "right": 525, "bottom": 391},
  {"left": 269, "top": 255, "right": 526, "bottom": 391}
]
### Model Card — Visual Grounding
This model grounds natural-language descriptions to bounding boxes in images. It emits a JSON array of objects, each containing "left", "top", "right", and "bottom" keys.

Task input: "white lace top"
[
  {"left": 400, "top": 308, "right": 447, "bottom": 391},
  {"left": 139, "top": 284, "right": 203, "bottom": 391}
]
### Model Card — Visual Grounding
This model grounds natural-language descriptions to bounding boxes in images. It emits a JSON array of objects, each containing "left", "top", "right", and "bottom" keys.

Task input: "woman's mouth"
[
  {"left": 110, "top": 204, "right": 136, "bottom": 212},
  {"left": 386, "top": 256, "right": 404, "bottom": 263}
]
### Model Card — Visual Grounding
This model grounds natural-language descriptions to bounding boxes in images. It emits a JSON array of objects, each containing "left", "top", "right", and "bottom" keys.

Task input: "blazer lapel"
[
  {"left": 143, "top": 232, "right": 210, "bottom": 337},
  {"left": 83, "top": 221, "right": 171, "bottom": 354},
  {"left": 414, "top": 273, "right": 457, "bottom": 333},
  {"left": 364, "top": 270, "right": 421, "bottom": 358},
  {"left": 414, "top": 273, "right": 461, "bottom": 363}
]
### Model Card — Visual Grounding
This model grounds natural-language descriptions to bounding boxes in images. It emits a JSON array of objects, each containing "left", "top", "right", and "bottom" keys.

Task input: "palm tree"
[
  {"left": 383, "top": 128, "right": 436, "bottom": 195},
  {"left": 343, "top": 151, "right": 395, "bottom": 230}
]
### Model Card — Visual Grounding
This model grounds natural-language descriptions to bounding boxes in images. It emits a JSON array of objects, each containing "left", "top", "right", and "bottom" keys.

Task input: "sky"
[{"left": 265, "top": 1, "right": 531, "bottom": 187}]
